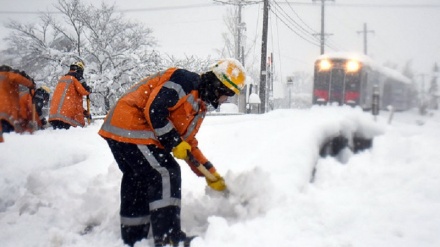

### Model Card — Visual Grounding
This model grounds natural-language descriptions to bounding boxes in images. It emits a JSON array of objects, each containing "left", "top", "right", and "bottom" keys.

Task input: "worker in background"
[
  {"left": 49, "top": 61, "right": 91, "bottom": 129},
  {"left": 98, "top": 58, "right": 246, "bottom": 246},
  {"left": 19, "top": 86, "right": 51, "bottom": 132},
  {"left": 0, "top": 65, "right": 35, "bottom": 142}
]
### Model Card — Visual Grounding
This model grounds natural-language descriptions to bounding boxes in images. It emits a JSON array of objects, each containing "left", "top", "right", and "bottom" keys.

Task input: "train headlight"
[
  {"left": 319, "top": 59, "right": 332, "bottom": 71},
  {"left": 346, "top": 60, "right": 360, "bottom": 72}
]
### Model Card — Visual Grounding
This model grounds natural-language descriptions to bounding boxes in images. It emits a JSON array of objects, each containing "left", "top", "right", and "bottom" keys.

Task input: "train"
[{"left": 312, "top": 52, "right": 415, "bottom": 111}]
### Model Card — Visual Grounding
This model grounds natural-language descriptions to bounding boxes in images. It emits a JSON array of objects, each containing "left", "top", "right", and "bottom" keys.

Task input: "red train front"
[{"left": 313, "top": 57, "right": 362, "bottom": 107}]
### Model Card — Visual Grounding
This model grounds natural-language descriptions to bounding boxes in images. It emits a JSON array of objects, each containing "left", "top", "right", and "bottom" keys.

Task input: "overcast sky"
[{"left": 1, "top": 0, "right": 439, "bottom": 83}]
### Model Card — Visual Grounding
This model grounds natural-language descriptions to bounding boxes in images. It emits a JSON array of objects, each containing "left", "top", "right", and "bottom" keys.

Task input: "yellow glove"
[
  {"left": 172, "top": 141, "right": 191, "bottom": 160},
  {"left": 206, "top": 172, "right": 227, "bottom": 191}
]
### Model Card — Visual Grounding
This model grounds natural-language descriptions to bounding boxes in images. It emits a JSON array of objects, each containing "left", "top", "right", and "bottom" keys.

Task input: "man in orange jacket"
[
  {"left": 0, "top": 65, "right": 35, "bottom": 141},
  {"left": 49, "top": 61, "right": 91, "bottom": 129},
  {"left": 19, "top": 86, "right": 51, "bottom": 132},
  {"left": 98, "top": 58, "right": 246, "bottom": 246}
]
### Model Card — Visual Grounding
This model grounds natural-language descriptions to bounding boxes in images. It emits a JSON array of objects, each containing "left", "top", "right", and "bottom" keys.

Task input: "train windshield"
[
  {"left": 315, "top": 71, "right": 329, "bottom": 90},
  {"left": 329, "top": 68, "right": 345, "bottom": 104}
]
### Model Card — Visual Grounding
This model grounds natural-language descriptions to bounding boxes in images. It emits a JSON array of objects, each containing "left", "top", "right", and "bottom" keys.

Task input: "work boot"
[
  {"left": 178, "top": 235, "right": 197, "bottom": 247},
  {"left": 168, "top": 230, "right": 197, "bottom": 247},
  {"left": 121, "top": 223, "right": 149, "bottom": 247}
]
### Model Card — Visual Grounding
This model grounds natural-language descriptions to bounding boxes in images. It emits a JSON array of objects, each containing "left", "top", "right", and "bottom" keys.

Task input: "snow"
[
  {"left": 248, "top": 93, "right": 261, "bottom": 104},
  {"left": 1, "top": 106, "right": 440, "bottom": 247},
  {"left": 218, "top": 103, "right": 239, "bottom": 114},
  {"left": 212, "top": 59, "right": 242, "bottom": 79}
]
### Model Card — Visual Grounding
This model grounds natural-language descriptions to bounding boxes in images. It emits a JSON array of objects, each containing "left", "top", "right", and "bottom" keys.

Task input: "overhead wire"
[
  {"left": 2, "top": 1, "right": 433, "bottom": 71},
  {"left": 269, "top": 1, "right": 320, "bottom": 47},
  {"left": 252, "top": 3, "right": 262, "bottom": 64},
  {"left": 1, "top": 2, "right": 440, "bottom": 15},
  {"left": 268, "top": 3, "right": 284, "bottom": 83},
  {"left": 283, "top": 0, "right": 318, "bottom": 34},
  {"left": 0, "top": 4, "right": 219, "bottom": 15},
  {"left": 272, "top": 1, "right": 316, "bottom": 38},
  {"left": 273, "top": 2, "right": 440, "bottom": 8},
  {"left": 271, "top": 0, "right": 342, "bottom": 52},
  {"left": 324, "top": 2, "right": 411, "bottom": 61}
]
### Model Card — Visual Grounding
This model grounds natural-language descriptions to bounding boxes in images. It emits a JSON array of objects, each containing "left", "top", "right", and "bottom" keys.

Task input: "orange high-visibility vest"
[
  {"left": 99, "top": 68, "right": 210, "bottom": 172},
  {"left": 49, "top": 74, "right": 90, "bottom": 127}
]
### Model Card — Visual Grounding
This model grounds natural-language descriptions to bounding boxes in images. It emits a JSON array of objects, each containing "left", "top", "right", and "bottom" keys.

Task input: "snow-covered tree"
[
  {"left": 74, "top": 1, "right": 160, "bottom": 112},
  {"left": 161, "top": 54, "right": 215, "bottom": 73},
  {"left": 1, "top": 0, "right": 159, "bottom": 114}
]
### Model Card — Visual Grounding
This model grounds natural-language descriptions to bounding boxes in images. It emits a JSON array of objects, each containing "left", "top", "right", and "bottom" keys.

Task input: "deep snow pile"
[{"left": 1, "top": 106, "right": 440, "bottom": 247}]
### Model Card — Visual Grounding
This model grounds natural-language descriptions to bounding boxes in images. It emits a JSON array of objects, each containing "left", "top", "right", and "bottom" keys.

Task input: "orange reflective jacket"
[
  {"left": 49, "top": 74, "right": 90, "bottom": 127},
  {"left": 99, "top": 68, "right": 211, "bottom": 174},
  {"left": 0, "top": 68, "right": 35, "bottom": 132}
]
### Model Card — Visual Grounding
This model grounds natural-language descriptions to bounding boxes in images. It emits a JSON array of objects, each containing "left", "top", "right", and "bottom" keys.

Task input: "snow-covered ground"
[{"left": 1, "top": 106, "right": 440, "bottom": 247}]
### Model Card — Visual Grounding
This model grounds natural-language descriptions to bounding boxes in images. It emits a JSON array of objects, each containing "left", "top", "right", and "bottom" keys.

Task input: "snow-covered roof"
[
  {"left": 248, "top": 93, "right": 261, "bottom": 104},
  {"left": 316, "top": 52, "right": 374, "bottom": 65}
]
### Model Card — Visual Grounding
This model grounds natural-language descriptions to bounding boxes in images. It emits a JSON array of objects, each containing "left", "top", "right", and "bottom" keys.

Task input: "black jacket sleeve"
[
  {"left": 148, "top": 69, "right": 200, "bottom": 152},
  {"left": 149, "top": 86, "right": 181, "bottom": 152}
]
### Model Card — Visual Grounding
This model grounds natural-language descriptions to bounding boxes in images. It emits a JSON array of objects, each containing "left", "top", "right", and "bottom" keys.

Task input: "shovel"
[{"left": 186, "top": 151, "right": 230, "bottom": 196}]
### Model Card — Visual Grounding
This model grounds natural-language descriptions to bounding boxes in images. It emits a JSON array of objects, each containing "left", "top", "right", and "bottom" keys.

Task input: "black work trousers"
[
  {"left": 49, "top": 120, "right": 71, "bottom": 130},
  {"left": 105, "top": 138, "right": 183, "bottom": 246},
  {"left": 1, "top": 120, "right": 14, "bottom": 133}
]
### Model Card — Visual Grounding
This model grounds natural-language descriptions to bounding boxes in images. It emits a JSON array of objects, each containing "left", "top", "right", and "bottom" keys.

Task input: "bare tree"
[
  {"left": 216, "top": 7, "right": 259, "bottom": 83},
  {"left": 54, "top": 0, "right": 86, "bottom": 56},
  {"left": 2, "top": 13, "right": 78, "bottom": 84}
]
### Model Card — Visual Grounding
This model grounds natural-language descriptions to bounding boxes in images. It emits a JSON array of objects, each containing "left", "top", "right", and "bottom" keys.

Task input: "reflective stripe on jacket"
[
  {"left": 99, "top": 68, "right": 210, "bottom": 168},
  {"left": 49, "top": 75, "right": 90, "bottom": 127}
]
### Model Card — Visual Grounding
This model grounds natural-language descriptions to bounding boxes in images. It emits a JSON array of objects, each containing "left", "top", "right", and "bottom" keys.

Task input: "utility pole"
[
  {"left": 237, "top": 3, "right": 243, "bottom": 64},
  {"left": 267, "top": 52, "right": 274, "bottom": 111},
  {"left": 259, "top": 0, "right": 269, "bottom": 113},
  {"left": 214, "top": 0, "right": 258, "bottom": 65},
  {"left": 313, "top": 0, "right": 334, "bottom": 55},
  {"left": 214, "top": 0, "right": 258, "bottom": 113},
  {"left": 357, "top": 23, "right": 374, "bottom": 55}
]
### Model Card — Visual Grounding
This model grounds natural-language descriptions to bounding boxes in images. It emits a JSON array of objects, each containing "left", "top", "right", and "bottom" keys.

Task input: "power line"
[
  {"left": 2, "top": 2, "right": 440, "bottom": 15},
  {"left": 0, "top": 3, "right": 220, "bottom": 15},
  {"left": 119, "top": 4, "right": 217, "bottom": 12},
  {"left": 0, "top": 10, "right": 57, "bottom": 14},
  {"left": 272, "top": 1, "right": 341, "bottom": 51},
  {"left": 269, "top": 2, "right": 320, "bottom": 47},
  {"left": 329, "top": 3, "right": 440, "bottom": 8},
  {"left": 272, "top": 1, "right": 317, "bottom": 38},
  {"left": 277, "top": 2, "right": 440, "bottom": 8},
  {"left": 283, "top": 0, "right": 318, "bottom": 34}
]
